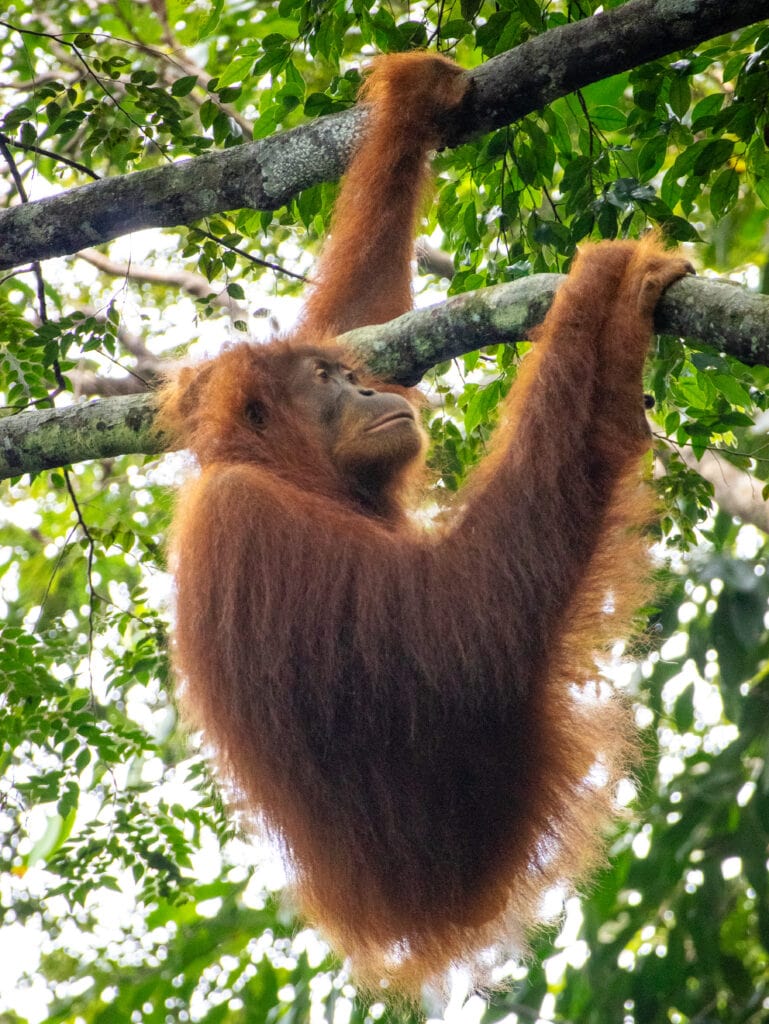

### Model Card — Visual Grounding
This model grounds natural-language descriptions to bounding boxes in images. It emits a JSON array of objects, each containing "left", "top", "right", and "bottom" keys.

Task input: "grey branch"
[
  {"left": 0, "top": 393, "right": 157, "bottom": 481},
  {"left": 2, "top": 273, "right": 767, "bottom": 481},
  {"left": 0, "top": 0, "right": 764, "bottom": 271},
  {"left": 456, "top": 0, "right": 765, "bottom": 140}
]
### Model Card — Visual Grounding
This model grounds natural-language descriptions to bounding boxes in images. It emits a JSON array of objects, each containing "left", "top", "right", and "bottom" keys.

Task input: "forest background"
[{"left": 1, "top": 1, "right": 769, "bottom": 1022}]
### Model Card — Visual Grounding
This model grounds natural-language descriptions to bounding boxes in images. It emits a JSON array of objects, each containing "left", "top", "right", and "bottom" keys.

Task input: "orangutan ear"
[{"left": 245, "top": 400, "right": 266, "bottom": 431}]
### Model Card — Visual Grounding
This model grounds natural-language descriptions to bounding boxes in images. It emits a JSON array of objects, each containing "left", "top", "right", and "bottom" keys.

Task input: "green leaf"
[
  {"left": 664, "top": 410, "right": 681, "bottom": 434},
  {"left": 637, "top": 135, "right": 667, "bottom": 181},
  {"left": 464, "top": 379, "right": 502, "bottom": 435},
  {"left": 199, "top": 99, "right": 217, "bottom": 129},
  {"left": 709, "top": 168, "right": 739, "bottom": 219},
  {"left": 304, "top": 92, "right": 334, "bottom": 117},
  {"left": 690, "top": 91, "right": 724, "bottom": 129},
  {"left": 3, "top": 105, "right": 32, "bottom": 131},
  {"left": 668, "top": 75, "right": 691, "bottom": 118},
  {"left": 517, "top": 0, "right": 544, "bottom": 28},
  {"left": 172, "top": 75, "right": 199, "bottom": 97},
  {"left": 692, "top": 137, "right": 735, "bottom": 175},
  {"left": 591, "top": 105, "right": 626, "bottom": 131},
  {"left": 516, "top": 143, "right": 538, "bottom": 185},
  {"left": 440, "top": 19, "right": 472, "bottom": 40},
  {"left": 218, "top": 57, "right": 254, "bottom": 89},
  {"left": 461, "top": 0, "right": 483, "bottom": 17},
  {"left": 755, "top": 176, "right": 769, "bottom": 209},
  {"left": 711, "top": 372, "right": 752, "bottom": 408},
  {"left": 197, "top": 0, "right": 224, "bottom": 39}
]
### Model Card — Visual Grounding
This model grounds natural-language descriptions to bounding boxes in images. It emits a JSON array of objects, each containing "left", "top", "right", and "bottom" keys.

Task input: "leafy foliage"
[{"left": 1, "top": 1, "right": 769, "bottom": 1022}]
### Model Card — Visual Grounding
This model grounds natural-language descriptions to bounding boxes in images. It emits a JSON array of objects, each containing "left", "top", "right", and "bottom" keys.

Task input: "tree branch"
[
  {"left": 0, "top": 392, "right": 157, "bottom": 481},
  {"left": 455, "top": 0, "right": 765, "bottom": 140},
  {"left": 0, "top": 0, "right": 764, "bottom": 270},
  {"left": 1, "top": 273, "right": 766, "bottom": 480}
]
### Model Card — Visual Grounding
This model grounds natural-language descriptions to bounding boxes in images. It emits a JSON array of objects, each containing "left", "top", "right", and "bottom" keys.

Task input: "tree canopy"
[{"left": 1, "top": 1, "right": 769, "bottom": 1022}]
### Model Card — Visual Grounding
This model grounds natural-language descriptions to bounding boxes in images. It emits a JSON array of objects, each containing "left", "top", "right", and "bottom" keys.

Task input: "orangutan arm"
[
  {"left": 444, "top": 237, "right": 692, "bottom": 656},
  {"left": 299, "top": 53, "right": 468, "bottom": 340}
]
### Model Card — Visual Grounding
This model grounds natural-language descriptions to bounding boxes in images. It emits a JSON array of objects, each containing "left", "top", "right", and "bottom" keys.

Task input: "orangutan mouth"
[{"left": 365, "top": 411, "right": 415, "bottom": 433}]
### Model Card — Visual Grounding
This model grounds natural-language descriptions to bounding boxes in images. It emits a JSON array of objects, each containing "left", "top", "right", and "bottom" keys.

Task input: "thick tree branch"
[
  {"left": 338, "top": 274, "right": 769, "bottom": 383},
  {"left": 0, "top": 0, "right": 764, "bottom": 271},
  {"left": 0, "top": 393, "right": 157, "bottom": 481},
  {"left": 455, "top": 0, "right": 765, "bottom": 141},
  {"left": 1, "top": 273, "right": 767, "bottom": 481}
]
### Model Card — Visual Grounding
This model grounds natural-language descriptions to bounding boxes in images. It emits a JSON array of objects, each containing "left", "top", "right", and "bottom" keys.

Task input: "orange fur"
[
  {"left": 299, "top": 53, "right": 467, "bottom": 339},
  {"left": 160, "top": 53, "right": 692, "bottom": 994}
]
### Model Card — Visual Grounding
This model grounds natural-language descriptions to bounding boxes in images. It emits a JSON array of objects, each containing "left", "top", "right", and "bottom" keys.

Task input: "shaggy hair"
[{"left": 160, "top": 52, "right": 691, "bottom": 995}]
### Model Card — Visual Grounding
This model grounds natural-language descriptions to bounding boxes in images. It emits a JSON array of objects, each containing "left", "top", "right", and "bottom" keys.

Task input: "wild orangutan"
[{"left": 159, "top": 51, "right": 692, "bottom": 993}]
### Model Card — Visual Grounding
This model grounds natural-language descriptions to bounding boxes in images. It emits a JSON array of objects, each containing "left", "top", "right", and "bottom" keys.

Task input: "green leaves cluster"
[
  {"left": 2, "top": 1, "right": 769, "bottom": 1022},
  {"left": 546, "top": 519, "right": 769, "bottom": 1022}
]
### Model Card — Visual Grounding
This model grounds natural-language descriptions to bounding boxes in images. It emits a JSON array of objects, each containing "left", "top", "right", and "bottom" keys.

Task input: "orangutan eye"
[
  {"left": 344, "top": 369, "right": 358, "bottom": 384},
  {"left": 315, "top": 366, "right": 330, "bottom": 381}
]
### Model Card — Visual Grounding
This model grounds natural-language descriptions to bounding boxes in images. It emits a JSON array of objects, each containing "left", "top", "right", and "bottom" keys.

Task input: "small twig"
[
  {"left": 63, "top": 469, "right": 97, "bottom": 689},
  {"left": 196, "top": 227, "right": 308, "bottom": 283},
  {"left": 0, "top": 132, "right": 100, "bottom": 179}
]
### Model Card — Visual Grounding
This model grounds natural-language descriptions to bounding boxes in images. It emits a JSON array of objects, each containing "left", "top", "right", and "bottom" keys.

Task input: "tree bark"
[
  {"left": 0, "top": 0, "right": 764, "bottom": 270},
  {"left": 1, "top": 272, "right": 766, "bottom": 480},
  {"left": 458, "top": 0, "right": 765, "bottom": 140}
]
